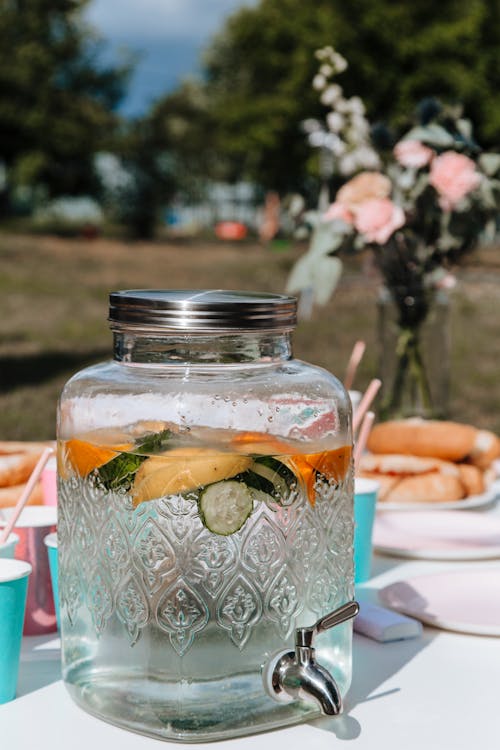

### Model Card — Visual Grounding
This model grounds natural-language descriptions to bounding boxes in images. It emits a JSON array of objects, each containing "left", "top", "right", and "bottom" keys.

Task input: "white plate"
[
  {"left": 376, "top": 484, "right": 499, "bottom": 512},
  {"left": 373, "top": 510, "right": 500, "bottom": 560},
  {"left": 379, "top": 568, "right": 500, "bottom": 636}
]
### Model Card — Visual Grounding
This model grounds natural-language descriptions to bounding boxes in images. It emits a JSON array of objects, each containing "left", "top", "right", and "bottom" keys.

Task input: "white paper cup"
[
  {"left": 0, "top": 533, "right": 20, "bottom": 559},
  {"left": 349, "top": 390, "right": 362, "bottom": 413}
]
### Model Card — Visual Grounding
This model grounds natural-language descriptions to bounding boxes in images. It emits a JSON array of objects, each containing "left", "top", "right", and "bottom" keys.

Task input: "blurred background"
[{"left": 1, "top": 0, "right": 500, "bottom": 439}]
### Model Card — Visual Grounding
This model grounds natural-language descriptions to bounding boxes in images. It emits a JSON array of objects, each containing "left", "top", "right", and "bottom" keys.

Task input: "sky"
[{"left": 86, "top": 0, "right": 255, "bottom": 116}]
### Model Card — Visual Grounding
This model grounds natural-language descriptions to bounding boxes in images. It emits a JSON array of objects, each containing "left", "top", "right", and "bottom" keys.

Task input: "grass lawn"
[{"left": 1, "top": 232, "right": 500, "bottom": 439}]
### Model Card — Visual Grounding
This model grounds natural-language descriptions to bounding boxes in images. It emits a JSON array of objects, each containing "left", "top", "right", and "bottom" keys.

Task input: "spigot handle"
[
  {"left": 296, "top": 601, "right": 359, "bottom": 647},
  {"left": 315, "top": 601, "right": 359, "bottom": 634}
]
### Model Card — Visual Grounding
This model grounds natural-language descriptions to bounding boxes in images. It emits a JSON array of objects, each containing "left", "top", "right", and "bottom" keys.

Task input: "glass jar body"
[{"left": 57, "top": 331, "right": 354, "bottom": 742}]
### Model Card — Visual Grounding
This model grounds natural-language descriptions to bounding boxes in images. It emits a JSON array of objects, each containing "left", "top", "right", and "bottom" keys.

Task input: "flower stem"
[{"left": 381, "top": 326, "right": 433, "bottom": 419}]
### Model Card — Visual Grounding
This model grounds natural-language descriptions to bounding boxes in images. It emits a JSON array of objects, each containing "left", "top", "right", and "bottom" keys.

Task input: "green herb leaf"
[
  {"left": 96, "top": 428, "right": 173, "bottom": 492},
  {"left": 134, "top": 428, "right": 173, "bottom": 455},
  {"left": 253, "top": 456, "right": 296, "bottom": 491},
  {"left": 234, "top": 469, "right": 276, "bottom": 497},
  {"left": 97, "top": 452, "right": 145, "bottom": 492}
]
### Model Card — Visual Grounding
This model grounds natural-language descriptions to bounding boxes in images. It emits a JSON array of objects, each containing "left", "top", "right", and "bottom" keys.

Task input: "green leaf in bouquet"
[
  {"left": 409, "top": 173, "right": 430, "bottom": 202},
  {"left": 483, "top": 218, "right": 497, "bottom": 242},
  {"left": 456, "top": 118, "right": 473, "bottom": 141},
  {"left": 311, "top": 255, "right": 343, "bottom": 305},
  {"left": 287, "top": 251, "right": 343, "bottom": 308},
  {"left": 403, "top": 124, "right": 455, "bottom": 149},
  {"left": 477, "top": 179, "right": 497, "bottom": 210},
  {"left": 309, "top": 220, "right": 348, "bottom": 257},
  {"left": 286, "top": 253, "right": 316, "bottom": 296},
  {"left": 479, "top": 153, "right": 500, "bottom": 177}
]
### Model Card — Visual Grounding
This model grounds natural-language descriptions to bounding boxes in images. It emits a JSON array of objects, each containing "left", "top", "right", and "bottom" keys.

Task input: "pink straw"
[
  {"left": 0, "top": 447, "right": 54, "bottom": 544},
  {"left": 352, "top": 378, "right": 382, "bottom": 434},
  {"left": 344, "top": 340, "right": 366, "bottom": 391},
  {"left": 353, "top": 411, "right": 375, "bottom": 472}
]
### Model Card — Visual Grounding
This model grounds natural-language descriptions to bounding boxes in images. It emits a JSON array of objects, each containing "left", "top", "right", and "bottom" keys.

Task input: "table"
[{"left": 2, "top": 549, "right": 500, "bottom": 749}]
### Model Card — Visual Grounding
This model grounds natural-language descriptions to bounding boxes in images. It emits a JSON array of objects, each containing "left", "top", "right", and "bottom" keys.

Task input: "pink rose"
[
  {"left": 353, "top": 198, "right": 405, "bottom": 244},
  {"left": 323, "top": 201, "right": 354, "bottom": 224},
  {"left": 336, "top": 171, "right": 391, "bottom": 209},
  {"left": 429, "top": 151, "right": 481, "bottom": 210},
  {"left": 435, "top": 273, "right": 457, "bottom": 291},
  {"left": 394, "top": 139, "right": 434, "bottom": 168}
]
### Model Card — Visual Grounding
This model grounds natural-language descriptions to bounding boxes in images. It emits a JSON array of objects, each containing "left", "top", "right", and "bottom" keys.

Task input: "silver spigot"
[{"left": 267, "top": 601, "right": 359, "bottom": 716}]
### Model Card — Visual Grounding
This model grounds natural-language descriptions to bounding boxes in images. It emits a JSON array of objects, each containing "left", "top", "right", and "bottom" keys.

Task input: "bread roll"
[
  {"left": 457, "top": 464, "right": 485, "bottom": 496},
  {"left": 380, "top": 473, "right": 465, "bottom": 504},
  {"left": 468, "top": 430, "right": 500, "bottom": 470},
  {"left": 356, "top": 472, "right": 401, "bottom": 502},
  {"left": 0, "top": 451, "right": 43, "bottom": 487},
  {"left": 359, "top": 453, "right": 459, "bottom": 477},
  {"left": 367, "top": 419, "right": 478, "bottom": 462},
  {"left": 0, "top": 481, "right": 44, "bottom": 508},
  {"left": 0, "top": 441, "right": 51, "bottom": 455}
]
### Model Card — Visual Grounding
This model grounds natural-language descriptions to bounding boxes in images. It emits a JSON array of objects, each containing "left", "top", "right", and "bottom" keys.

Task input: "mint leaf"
[
  {"left": 97, "top": 452, "right": 145, "bottom": 492},
  {"left": 96, "top": 428, "right": 173, "bottom": 491},
  {"left": 234, "top": 469, "right": 276, "bottom": 497},
  {"left": 134, "top": 428, "right": 173, "bottom": 455}
]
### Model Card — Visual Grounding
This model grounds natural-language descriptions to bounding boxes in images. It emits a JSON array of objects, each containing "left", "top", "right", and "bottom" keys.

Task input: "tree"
[
  {"left": 109, "top": 81, "right": 216, "bottom": 239},
  {"left": 203, "top": 0, "right": 500, "bottom": 192},
  {"left": 0, "top": 0, "right": 130, "bottom": 211}
]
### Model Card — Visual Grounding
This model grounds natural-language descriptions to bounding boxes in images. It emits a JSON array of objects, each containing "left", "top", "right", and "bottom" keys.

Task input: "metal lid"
[{"left": 109, "top": 290, "right": 297, "bottom": 332}]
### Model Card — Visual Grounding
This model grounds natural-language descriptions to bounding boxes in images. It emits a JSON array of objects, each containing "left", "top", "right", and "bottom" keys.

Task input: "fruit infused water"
[{"left": 58, "top": 421, "right": 353, "bottom": 740}]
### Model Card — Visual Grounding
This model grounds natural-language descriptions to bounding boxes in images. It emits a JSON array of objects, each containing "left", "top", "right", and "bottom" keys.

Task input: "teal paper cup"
[
  {"left": 354, "top": 478, "right": 380, "bottom": 584},
  {"left": 0, "top": 533, "right": 19, "bottom": 559},
  {"left": 0, "top": 559, "right": 32, "bottom": 704},
  {"left": 44, "top": 533, "right": 59, "bottom": 629}
]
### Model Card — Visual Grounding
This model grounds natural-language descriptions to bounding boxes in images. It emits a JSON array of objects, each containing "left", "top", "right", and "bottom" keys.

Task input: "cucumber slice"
[
  {"left": 199, "top": 480, "right": 253, "bottom": 535},
  {"left": 252, "top": 456, "right": 296, "bottom": 502}
]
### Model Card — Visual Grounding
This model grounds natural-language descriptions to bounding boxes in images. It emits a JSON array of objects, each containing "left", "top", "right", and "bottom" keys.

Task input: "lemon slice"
[{"left": 131, "top": 447, "right": 252, "bottom": 505}]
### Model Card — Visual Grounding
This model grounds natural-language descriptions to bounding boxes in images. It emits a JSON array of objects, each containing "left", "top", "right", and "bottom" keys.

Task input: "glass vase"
[{"left": 377, "top": 286, "right": 450, "bottom": 420}]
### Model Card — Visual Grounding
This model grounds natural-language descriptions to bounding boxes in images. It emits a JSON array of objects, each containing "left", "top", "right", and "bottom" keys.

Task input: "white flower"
[
  {"left": 308, "top": 131, "right": 327, "bottom": 148},
  {"left": 326, "top": 112, "right": 346, "bottom": 133},
  {"left": 315, "top": 46, "right": 335, "bottom": 61},
  {"left": 323, "top": 133, "right": 346, "bottom": 155},
  {"left": 302, "top": 118, "right": 322, "bottom": 134},
  {"left": 349, "top": 115, "right": 370, "bottom": 138},
  {"left": 332, "top": 52, "right": 348, "bottom": 72},
  {"left": 320, "top": 84, "right": 343, "bottom": 106},
  {"left": 335, "top": 98, "right": 352, "bottom": 115},
  {"left": 396, "top": 168, "right": 417, "bottom": 191},
  {"left": 338, "top": 153, "right": 359, "bottom": 176},
  {"left": 330, "top": 136, "right": 347, "bottom": 157},
  {"left": 352, "top": 146, "right": 381, "bottom": 170},
  {"left": 313, "top": 74, "right": 327, "bottom": 91},
  {"left": 319, "top": 64, "right": 334, "bottom": 77},
  {"left": 348, "top": 96, "right": 365, "bottom": 116}
]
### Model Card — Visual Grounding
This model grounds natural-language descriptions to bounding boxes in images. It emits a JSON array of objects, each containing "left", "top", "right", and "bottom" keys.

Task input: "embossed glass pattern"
[{"left": 57, "top": 289, "right": 354, "bottom": 742}]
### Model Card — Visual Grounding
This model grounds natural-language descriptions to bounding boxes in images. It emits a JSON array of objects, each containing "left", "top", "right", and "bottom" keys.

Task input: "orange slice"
[
  {"left": 230, "top": 431, "right": 296, "bottom": 456},
  {"left": 287, "top": 445, "right": 352, "bottom": 506},
  {"left": 63, "top": 438, "right": 134, "bottom": 478},
  {"left": 305, "top": 446, "right": 352, "bottom": 483}
]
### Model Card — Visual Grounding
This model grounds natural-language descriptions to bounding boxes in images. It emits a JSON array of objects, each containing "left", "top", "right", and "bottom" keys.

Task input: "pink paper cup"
[
  {"left": 41, "top": 456, "right": 58, "bottom": 506},
  {"left": 0, "top": 506, "right": 57, "bottom": 635}
]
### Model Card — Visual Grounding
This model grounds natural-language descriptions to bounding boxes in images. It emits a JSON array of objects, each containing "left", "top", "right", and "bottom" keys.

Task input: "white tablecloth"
[{"left": 2, "top": 536, "right": 500, "bottom": 749}]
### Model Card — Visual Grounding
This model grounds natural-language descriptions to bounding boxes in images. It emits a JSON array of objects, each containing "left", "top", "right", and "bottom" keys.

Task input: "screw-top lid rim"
[{"left": 109, "top": 289, "right": 297, "bottom": 332}]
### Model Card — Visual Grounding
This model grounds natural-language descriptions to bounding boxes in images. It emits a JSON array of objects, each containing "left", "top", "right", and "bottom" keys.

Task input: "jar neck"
[{"left": 113, "top": 330, "right": 293, "bottom": 365}]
